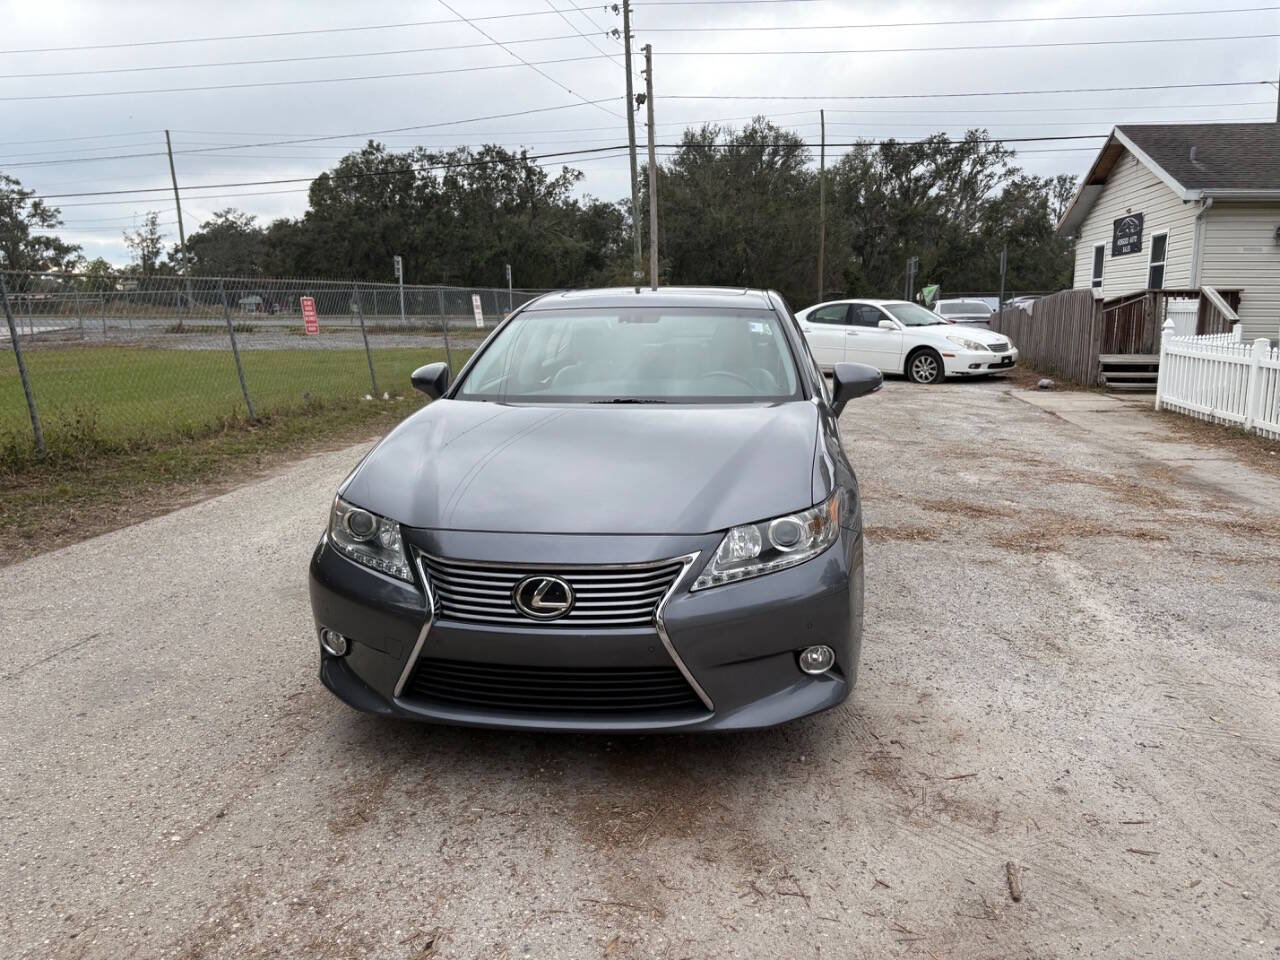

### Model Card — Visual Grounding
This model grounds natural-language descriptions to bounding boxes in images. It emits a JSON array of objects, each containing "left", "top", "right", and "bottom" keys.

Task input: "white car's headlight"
[
  {"left": 946, "top": 335, "right": 990, "bottom": 351},
  {"left": 328, "top": 496, "right": 413, "bottom": 582},
  {"left": 693, "top": 492, "right": 840, "bottom": 591}
]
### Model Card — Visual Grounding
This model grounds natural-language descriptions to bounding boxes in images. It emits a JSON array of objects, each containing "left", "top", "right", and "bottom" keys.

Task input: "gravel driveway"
[{"left": 4, "top": 381, "right": 1279, "bottom": 959}]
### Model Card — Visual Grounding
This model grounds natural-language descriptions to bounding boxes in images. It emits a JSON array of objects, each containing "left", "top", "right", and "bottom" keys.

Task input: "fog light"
[
  {"left": 319, "top": 628, "right": 349, "bottom": 657},
  {"left": 798, "top": 645, "right": 835, "bottom": 675}
]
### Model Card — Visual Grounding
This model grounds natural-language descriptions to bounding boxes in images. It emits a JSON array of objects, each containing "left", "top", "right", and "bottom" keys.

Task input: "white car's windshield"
[
  {"left": 455, "top": 307, "right": 801, "bottom": 403},
  {"left": 883, "top": 303, "right": 949, "bottom": 327}
]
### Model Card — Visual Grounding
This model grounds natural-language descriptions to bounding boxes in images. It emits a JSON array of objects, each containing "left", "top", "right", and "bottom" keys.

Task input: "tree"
[
  {"left": 0, "top": 174, "right": 81, "bottom": 271},
  {"left": 179, "top": 208, "right": 267, "bottom": 276},
  {"left": 122, "top": 211, "right": 168, "bottom": 275},
  {"left": 651, "top": 119, "right": 816, "bottom": 305}
]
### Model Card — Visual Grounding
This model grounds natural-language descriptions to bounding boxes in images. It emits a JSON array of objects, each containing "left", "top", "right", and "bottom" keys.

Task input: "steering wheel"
[{"left": 699, "top": 370, "right": 756, "bottom": 389}]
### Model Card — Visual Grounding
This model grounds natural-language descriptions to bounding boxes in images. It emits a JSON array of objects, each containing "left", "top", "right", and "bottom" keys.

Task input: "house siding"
[
  {"left": 1071, "top": 152, "right": 1197, "bottom": 296},
  {"left": 1200, "top": 202, "right": 1280, "bottom": 342}
]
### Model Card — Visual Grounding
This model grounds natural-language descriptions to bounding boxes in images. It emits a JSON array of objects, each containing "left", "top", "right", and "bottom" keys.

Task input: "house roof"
[{"left": 1056, "top": 122, "right": 1280, "bottom": 237}]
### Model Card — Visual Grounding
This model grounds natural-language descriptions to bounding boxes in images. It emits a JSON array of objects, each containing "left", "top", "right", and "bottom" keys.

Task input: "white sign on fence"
[
  {"left": 1155, "top": 322, "right": 1280, "bottom": 440},
  {"left": 471, "top": 294, "right": 484, "bottom": 328}
]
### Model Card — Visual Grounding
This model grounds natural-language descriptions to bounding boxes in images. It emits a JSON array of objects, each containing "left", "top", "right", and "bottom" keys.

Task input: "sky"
[{"left": 1, "top": 0, "right": 1277, "bottom": 270}]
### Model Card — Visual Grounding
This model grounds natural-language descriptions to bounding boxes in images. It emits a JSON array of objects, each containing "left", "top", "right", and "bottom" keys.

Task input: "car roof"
[
  {"left": 524, "top": 286, "right": 776, "bottom": 311},
  {"left": 937, "top": 298, "right": 991, "bottom": 307},
  {"left": 805, "top": 298, "right": 908, "bottom": 308}
]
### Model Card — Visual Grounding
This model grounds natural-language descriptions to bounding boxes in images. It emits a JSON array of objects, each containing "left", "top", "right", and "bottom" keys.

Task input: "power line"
[
  {"left": 46, "top": 152, "right": 639, "bottom": 210},
  {"left": 436, "top": 0, "right": 623, "bottom": 119},
  {"left": 0, "top": 7, "right": 610, "bottom": 55},
  {"left": 637, "top": 5, "right": 1280, "bottom": 31},
  {"left": 0, "top": 100, "right": 622, "bottom": 167},
  {"left": 0, "top": 33, "right": 608, "bottom": 80},
  {"left": 159, "top": 100, "right": 1275, "bottom": 141},
  {"left": 542, "top": 0, "right": 625, "bottom": 69},
  {"left": 666, "top": 79, "right": 1273, "bottom": 101},
  {"left": 30, "top": 145, "right": 639, "bottom": 201},
  {"left": 26, "top": 133, "right": 1116, "bottom": 204},
  {"left": 0, "top": 54, "right": 612, "bottom": 103},
  {"left": 655, "top": 34, "right": 1278, "bottom": 57}
]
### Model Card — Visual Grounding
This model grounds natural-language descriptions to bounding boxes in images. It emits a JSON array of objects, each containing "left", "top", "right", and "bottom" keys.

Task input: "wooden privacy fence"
[
  {"left": 992, "top": 288, "right": 1100, "bottom": 385},
  {"left": 993, "top": 287, "right": 1246, "bottom": 387},
  {"left": 1156, "top": 325, "right": 1280, "bottom": 440}
]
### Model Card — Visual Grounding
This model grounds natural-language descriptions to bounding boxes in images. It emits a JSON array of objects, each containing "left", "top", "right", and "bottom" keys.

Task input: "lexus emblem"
[{"left": 512, "top": 575, "right": 575, "bottom": 621}]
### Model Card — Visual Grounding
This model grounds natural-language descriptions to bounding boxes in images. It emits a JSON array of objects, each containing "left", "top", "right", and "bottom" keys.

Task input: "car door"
[
  {"left": 846, "top": 304, "right": 905, "bottom": 373},
  {"left": 797, "top": 303, "right": 851, "bottom": 370}
]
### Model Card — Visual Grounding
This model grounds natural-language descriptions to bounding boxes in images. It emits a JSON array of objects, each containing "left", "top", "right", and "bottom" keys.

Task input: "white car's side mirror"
[{"left": 877, "top": 319, "right": 896, "bottom": 330}]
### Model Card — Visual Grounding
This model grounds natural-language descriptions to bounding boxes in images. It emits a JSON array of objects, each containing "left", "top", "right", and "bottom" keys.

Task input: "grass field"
[
  {"left": 1, "top": 344, "right": 469, "bottom": 467},
  {"left": 0, "top": 343, "right": 473, "bottom": 564}
]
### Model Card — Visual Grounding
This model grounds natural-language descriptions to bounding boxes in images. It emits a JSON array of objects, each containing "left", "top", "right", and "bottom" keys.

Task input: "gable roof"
[{"left": 1056, "top": 122, "right": 1280, "bottom": 237}]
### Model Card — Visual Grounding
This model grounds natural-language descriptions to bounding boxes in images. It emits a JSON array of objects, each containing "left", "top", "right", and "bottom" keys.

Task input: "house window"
[
  {"left": 1091, "top": 244, "right": 1105, "bottom": 289},
  {"left": 1147, "top": 232, "right": 1168, "bottom": 289}
]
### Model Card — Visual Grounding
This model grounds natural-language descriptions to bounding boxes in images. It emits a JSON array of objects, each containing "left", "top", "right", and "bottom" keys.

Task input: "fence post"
[
  {"left": 1154, "top": 318, "right": 1175, "bottom": 410},
  {"left": 217, "top": 279, "right": 257, "bottom": 420},
  {"left": 73, "top": 293, "right": 84, "bottom": 339},
  {"left": 352, "top": 284, "right": 379, "bottom": 397},
  {"left": 436, "top": 287, "right": 453, "bottom": 371},
  {"left": 0, "top": 273, "right": 46, "bottom": 456},
  {"left": 1232, "top": 323, "right": 1242, "bottom": 343},
  {"left": 1243, "top": 338, "right": 1269, "bottom": 431}
]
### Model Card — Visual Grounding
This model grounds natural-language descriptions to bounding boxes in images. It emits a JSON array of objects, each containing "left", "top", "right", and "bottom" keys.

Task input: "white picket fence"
[{"left": 1155, "top": 321, "right": 1280, "bottom": 440}]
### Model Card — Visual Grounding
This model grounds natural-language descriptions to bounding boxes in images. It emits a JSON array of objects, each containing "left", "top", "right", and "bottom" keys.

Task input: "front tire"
[{"left": 907, "top": 348, "right": 944, "bottom": 384}]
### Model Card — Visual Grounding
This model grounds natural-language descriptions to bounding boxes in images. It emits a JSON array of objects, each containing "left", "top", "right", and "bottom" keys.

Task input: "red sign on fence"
[{"left": 301, "top": 296, "right": 319, "bottom": 335}]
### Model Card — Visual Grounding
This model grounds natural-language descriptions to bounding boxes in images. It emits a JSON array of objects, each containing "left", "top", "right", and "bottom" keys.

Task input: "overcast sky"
[{"left": 2, "top": 0, "right": 1276, "bottom": 270}]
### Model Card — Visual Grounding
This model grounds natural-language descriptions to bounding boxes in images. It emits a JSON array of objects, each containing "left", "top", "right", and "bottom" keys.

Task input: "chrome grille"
[
  {"left": 418, "top": 554, "right": 686, "bottom": 628},
  {"left": 989, "top": 340, "right": 1010, "bottom": 353}
]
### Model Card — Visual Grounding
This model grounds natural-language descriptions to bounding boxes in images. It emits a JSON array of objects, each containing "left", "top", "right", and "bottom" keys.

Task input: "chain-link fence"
[{"left": 1, "top": 270, "right": 550, "bottom": 465}]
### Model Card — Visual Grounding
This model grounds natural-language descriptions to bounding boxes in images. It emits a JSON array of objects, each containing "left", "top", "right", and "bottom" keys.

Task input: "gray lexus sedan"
[{"left": 308, "top": 286, "right": 881, "bottom": 732}]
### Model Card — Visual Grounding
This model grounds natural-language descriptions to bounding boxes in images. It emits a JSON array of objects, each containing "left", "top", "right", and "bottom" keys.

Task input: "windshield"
[
  {"left": 883, "top": 302, "right": 949, "bottom": 327},
  {"left": 454, "top": 307, "right": 801, "bottom": 403},
  {"left": 939, "top": 301, "right": 992, "bottom": 316}
]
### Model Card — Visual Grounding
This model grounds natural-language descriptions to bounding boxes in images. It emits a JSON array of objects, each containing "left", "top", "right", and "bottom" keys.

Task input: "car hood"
[
  {"left": 341, "top": 399, "right": 821, "bottom": 535},
  {"left": 922, "top": 323, "right": 1007, "bottom": 344}
]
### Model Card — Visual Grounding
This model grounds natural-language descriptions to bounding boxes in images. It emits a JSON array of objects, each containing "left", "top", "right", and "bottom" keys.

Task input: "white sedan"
[{"left": 795, "top": 299, "right": 1019, "bottom": 384}]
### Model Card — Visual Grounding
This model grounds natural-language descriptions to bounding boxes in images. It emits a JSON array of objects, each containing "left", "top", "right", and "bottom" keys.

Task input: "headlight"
[
  {"left": 946, "top": 335, "right": 990, "bottom": 351},
  {"left": 328, "top": 496, "right": 413, "bottom": 581},
  {"left": 693, "top": 492, "right": 840, "bottom": 591}
]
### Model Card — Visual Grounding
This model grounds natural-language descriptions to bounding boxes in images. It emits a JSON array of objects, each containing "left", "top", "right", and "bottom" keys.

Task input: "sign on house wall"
[{"left": 1112, "top": 213, "right": 1144, "bottom": 256}]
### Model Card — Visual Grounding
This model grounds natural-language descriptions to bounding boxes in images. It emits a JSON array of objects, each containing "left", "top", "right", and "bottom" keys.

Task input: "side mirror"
[
  {"left": 830, "top": 361, "right": 883, "bottom": 415},
  {"left": 410, "top": 361, "right": 450, "bottom": 399},
  {"left": 877, "top": 319, "right": 896, "bottom": 330}
]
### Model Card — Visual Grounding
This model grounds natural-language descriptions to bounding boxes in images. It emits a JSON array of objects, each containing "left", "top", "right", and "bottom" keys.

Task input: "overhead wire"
[{"left": 435, "top": 0, "right": 624, "bottom": 119}]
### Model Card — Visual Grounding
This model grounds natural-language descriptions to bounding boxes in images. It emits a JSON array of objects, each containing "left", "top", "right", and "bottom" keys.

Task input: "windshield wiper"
[{"left": 589, "top": 397, "right": 670, "bottom": 404}]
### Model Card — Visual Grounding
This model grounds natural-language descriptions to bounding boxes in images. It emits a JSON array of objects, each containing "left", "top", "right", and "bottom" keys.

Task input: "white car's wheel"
[{"left": 907, "top": 348, "right": 943, "bottom": 384}]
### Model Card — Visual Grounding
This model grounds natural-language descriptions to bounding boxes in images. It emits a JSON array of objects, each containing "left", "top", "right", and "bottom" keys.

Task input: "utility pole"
[
  {"left": 644, "top": 43, "right": 659, "bottom": 289},
  {"left": 998, "top": 245, "right": 1008, "bottom": 316},
  {"left": 817, "top": 109, "right": 826, "bottom": 302},
  {"left": 904, "top": 256, "right": 918, "bottom": 301},
  {"left": 1275, "top": 65, "right": 1279, "bottom": 122},
  {"left": 165, "top": 130, "right": 194, "bottom": 309},
  {"left": 622, "top": 0, "right": 643, "bottom": 282},
  {"left": 394, "top": 255, "right": 406, "bottom": 325}
]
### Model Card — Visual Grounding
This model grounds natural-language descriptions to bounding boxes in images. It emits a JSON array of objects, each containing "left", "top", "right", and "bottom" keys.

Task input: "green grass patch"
[
  {"left": 0, "top": 342, "right": 475, "bottom": 564},
  {"left": 1, "top": 343, "right": 470, "bottom": 471}
]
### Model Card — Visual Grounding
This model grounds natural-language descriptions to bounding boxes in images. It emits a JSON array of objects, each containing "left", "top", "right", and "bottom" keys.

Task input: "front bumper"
[
  {"left": 307, "top": 526, "right": 864, "bottom": 733},
  {"left": 943, "top": 347, "right": 1019, "bottom": 376}
]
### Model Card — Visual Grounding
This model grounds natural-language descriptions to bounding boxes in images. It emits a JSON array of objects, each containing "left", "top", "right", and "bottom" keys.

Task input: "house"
[{"left": 1056, "top": 122, "right": 1280, "bottom": 342}]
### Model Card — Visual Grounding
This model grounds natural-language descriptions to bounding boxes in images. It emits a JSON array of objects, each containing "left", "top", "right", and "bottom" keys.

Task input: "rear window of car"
[{"left": 939, "top": 301, "right": 992, "bottom": 315}]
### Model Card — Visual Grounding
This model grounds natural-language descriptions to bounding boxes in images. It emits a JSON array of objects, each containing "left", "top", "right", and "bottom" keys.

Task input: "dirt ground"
[{"left": 3, "top": 380, "right": 1279, "bottom": 959}]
